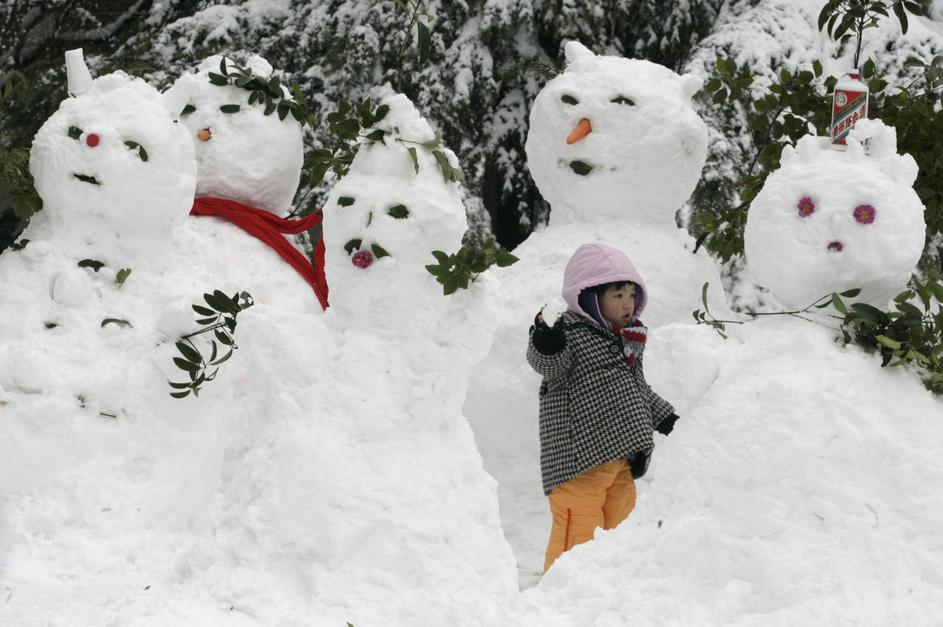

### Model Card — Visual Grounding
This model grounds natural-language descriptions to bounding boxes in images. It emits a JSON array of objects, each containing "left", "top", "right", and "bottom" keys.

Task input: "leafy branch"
[
  {"left": 818, "top": 0, "right": 923, "bottom": 69},
  {"left": 198, "top": 58, "right": 317, "bottom": 126},
  {"left": 692, "top": 282, "right": 858, "bottom": 338},
  {"left": 168, "top": 290, "right": 254, "bottom": 398},
  {"left": 425, "top": 239, "right": 518, "bottom": 295},
  {"left": 835, "top": 274, "right": 943, "bottom": 393},
  {"left": 393, "top": 0, "right": 433, "bottom": 91}
]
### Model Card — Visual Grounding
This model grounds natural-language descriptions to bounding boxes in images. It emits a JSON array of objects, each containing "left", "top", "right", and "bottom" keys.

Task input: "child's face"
[{"left": 599, "top": 283, "right": 636, "bottom": 327}]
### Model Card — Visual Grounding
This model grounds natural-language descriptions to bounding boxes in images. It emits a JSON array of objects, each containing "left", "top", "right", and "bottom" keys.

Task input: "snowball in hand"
[
  {"left": 525, "top": 41, "right": 708, "bottom": 226},
  {"left": 175, "top": 55, "right": 304, "bottom": 214},
  {"left": 322, "top": 91, "right": 467, "bottom": 320},
  {"left": 28, "top": 49, "right": 196, "bottom": 267},
  {"left": 744, "top": 121, "right": 926, "bottom": 308}
]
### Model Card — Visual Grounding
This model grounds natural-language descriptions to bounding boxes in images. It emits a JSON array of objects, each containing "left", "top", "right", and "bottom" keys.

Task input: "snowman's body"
[
  {"left": 465, "top": 41, "right": 727, "bottom": 582},
  {"left": 175, "top": 91, "right": 519, "bottom": 624},
  {"left": 745, "top": 121, "right": 926, "bottom": 310},
  {"left": 172, "top": 55, "right": 321, "bottom": 315}
]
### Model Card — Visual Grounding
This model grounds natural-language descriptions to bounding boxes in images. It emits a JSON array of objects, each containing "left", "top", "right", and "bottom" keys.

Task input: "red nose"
[
  {"left": 86, "top": 133, "right": 100, "bottom": 147},
  {"left": 351, "top": 250, "right": 374, "bottom": 269}
]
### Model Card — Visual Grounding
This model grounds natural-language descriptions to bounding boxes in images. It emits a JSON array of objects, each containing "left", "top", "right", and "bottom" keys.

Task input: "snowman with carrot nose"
[{"left": 463, "top": 41, "right": 730, "bottom": 577}]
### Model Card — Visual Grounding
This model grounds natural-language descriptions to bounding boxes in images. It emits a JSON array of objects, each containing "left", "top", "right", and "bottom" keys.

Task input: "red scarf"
[
  {"left": 190, "top": 197, "right": 328, "bottom": 310},
  {"left": 615, "top": 320, "right": 647, "bottom": 365}
]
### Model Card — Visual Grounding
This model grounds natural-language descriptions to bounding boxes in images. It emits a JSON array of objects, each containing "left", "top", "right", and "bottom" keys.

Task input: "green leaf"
[
  {"left": 170, "top": 390, "right": 191, "bottom": 399},
  {"left": 432, "top": 250, "right": 450, "bottom": 265},
  {"left": 839, "top": 288, "right": 862, "bottom": 297},
  {"left": 338, "top": 196, "right": 355, "bottom": 207},
  {"left": 192, "top": 305, "right": 215, "bottom": 316},
  {"left": 417, "top": 21, "right": 432, "bottom": 64},
  {"left": 569, "top": 160, "right": 593, "bottom": 175},
  {"left": 173, "top": 357, "right": 199, "bottom": 372},
  {"left": 371, "top": 243, "right": 390, "bottom": 258},
  {"left": 68, "top": 126, "right": 83, "bottom": 140},
  {"left": 175, "top": 341, "right": 203, "bottom": 364},
  {"left": 78, "top": 259, "right": 105, "bottom": 272},
  {"left": 495, "top": 250, "right": 519, "bottom": 267},
  {"left": 210, "top": 349, "right": 234, "bottom": 366},
  {"left": 407, "top": 146, "right": 419, "bottom": 174},
  {"left": 894, "top": 1, "right": 909, "bottom": 34},
  {"left": 374, "top": 104, "right": 390, "bottom": 123},
  {"left": 387, "top": 204, "right": 409, "bottom": 219},
  {"left": 220, "top": 104, "right": 241, "bottom": 114},
  {"left": 831, "top": 293, "right": 848, "bottom": 314},
  {"left": 168, "top": 381, "right": 191, "bottom": 389},
  {"left": 875, "top": 335, "right": 903, "bottom": 350},
  {"left": 813, "top": 59, "right": 823, "bottom": 77},
  {"left": 101, "top": 318, "right": 132, "bottom": 328},
  {"left": 115, "top": 268, "right": 132, "bottom": 287}
]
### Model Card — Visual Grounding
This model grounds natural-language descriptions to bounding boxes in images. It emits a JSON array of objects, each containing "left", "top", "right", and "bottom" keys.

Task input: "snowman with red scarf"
[{"left": 171, "top": 54, "right": 327, "bottom": 312}]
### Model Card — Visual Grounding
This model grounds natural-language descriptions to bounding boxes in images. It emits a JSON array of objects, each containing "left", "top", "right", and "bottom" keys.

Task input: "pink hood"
[{"left": 562, "top": 243, "right": 648, "bottom": 321}]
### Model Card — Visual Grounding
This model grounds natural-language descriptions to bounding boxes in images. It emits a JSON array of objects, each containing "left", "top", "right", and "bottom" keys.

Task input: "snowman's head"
[
  {"left": 744, "top": 120, "right": 926, "bottom": 309},
  {"left": 175, "top": 55, "right": 304, "bottom": 215},
  {"left": 322, "top": 92, "right": 467, "bottom": 322},
  {"left": 525, "top": 41, "right": 708, "bottom": 226},
  {"left": 28, "top": 49, "right": 196, "bottom": 267}
]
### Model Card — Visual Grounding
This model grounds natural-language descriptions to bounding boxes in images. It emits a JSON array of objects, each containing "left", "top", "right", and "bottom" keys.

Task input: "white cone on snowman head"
[
  {"left": 322, "top": 90, "right": 467, "bottom": 323},
  {"left": 175, "top": 55, "right": 304, "bottom": 215},
  {"left": 525, "top": 41, "right": 708, "bottom": 227},
  {"left": 744, "top": 119, "right": 926, "bottom": 309},
  {"left": 28, "top": 48, "right": 197, "bottom": 269}
]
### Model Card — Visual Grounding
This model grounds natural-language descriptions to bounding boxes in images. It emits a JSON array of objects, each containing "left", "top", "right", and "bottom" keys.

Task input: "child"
[{"left": 527, "top": 242, "right": 679, "bottom": 572}]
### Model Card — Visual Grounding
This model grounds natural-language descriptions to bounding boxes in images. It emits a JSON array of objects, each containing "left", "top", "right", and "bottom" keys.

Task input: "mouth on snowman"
[
  {"left": 561, "top": 159, "right": 595, "bottom": 176},
  {"left": 827, "top": 240, "right": 844, "bottom": 252},
  {"left": 73, "top": 173, "right": 101, "bottom": 186},
  {"left": 345, "top": 238, "right": 391, "bottom": 269}
]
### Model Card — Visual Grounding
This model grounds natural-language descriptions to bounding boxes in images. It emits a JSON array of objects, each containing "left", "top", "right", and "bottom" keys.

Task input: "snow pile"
[
  {"left": 177, "top": 54, "right": 304, "bottom": 214},
  {"left": 745, "top": 121, "right": 926, "bottom": 309},
  {"left": 27, "top": 49, "right": 196, "bottom": 270},
  {"left": 522, "top": 317, "right": 943, "bottom": 625}
]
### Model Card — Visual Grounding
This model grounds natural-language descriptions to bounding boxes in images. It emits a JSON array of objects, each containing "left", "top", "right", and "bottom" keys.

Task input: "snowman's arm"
[{"left": 526, "top": 323, "right": 572, "bottom": 380}]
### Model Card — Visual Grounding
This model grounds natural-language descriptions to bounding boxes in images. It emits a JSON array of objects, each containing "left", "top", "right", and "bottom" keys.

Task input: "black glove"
[
  {"left": 656, "top": 413, "right": 679, "bottom": 436},
  {"left": 531, "top": 313, "right": 566, "bottom": 355},
  {"left": 630, "top": 450, "right": 650, "bottom": 479}
]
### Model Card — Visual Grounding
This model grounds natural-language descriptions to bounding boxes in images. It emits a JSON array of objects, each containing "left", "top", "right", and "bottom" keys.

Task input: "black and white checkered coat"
[{"left": 527, "top": 311, "right": 675, "bottom": 495}]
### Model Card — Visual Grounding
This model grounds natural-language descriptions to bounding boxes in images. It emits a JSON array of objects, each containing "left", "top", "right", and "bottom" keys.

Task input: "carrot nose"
[
  {"left": 566, "top": 118, "right": 592, "bottom": 144},
  {"left": 197, "top": 128, "right": 212, "bottom": 142}
]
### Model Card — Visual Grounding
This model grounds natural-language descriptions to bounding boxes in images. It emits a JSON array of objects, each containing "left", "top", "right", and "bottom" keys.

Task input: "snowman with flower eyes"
[{"left": 744, "top": 119, "right": 926, "bottom": 311}]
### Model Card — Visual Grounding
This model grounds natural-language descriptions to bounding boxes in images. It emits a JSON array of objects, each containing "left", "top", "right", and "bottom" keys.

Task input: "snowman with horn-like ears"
[{"left": 27, "top": 48, "right": 197, "bottom": 271}]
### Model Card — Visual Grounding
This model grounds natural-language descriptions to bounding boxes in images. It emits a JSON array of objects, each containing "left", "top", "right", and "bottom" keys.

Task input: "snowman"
[
  {"left": 464, "top": 41, "right": 730, "bottom": 583},
  {"left": 170, "top": 54, "right": 326, "bottom": 313},
  {"left": 0, "top": 51, "right": 261, "bottom": 622},
  {"left": 26, "top": 48, "right": 196, "bottom": 270},
  {"left": 745, "top": 120, "right": 926, "bottom": 310},
  {"left": 172, "top": 88, "right": 519, "bottom": 624}
]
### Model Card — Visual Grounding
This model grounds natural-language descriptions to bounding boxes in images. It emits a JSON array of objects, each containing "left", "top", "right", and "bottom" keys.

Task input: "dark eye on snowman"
[
  {"left": 344, "top": 238, "right": 363, "bottom": 255},
  {"left": 387, "top": 204, "right": 409, "bottom": 219},
  {"left": 67, "top": 126, "right": 83, "bottom": 140},
  {"left": 124, "top": 140, "right": 149, "bottom": 162},
  {"left": 560, "top": 95, "right": 579, "bottom": 105},
  {"left": 853, "top": 204, "right": 876, "bottom": 224},
  {"left": 611, "top": 96, "right": 635, "bottom": 106}
]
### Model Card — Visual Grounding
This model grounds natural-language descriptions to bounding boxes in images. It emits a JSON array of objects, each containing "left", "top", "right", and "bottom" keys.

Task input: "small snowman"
[
  {"left": 169, "top": 54, "right": 326, "bottom": 312},
  {"left": 745, "top": 119, "right": 926, "bottom": 310},
  {"left": 27, "top": 48, "right": 196, "bottom": 270},
  {"left": 174, "top": 89, "right": 518, "bottom": 623}
]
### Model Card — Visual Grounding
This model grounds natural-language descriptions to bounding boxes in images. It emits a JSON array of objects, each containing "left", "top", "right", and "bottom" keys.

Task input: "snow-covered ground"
[{"left": 2, "top": 3, "right": 943, "bottom": 626}]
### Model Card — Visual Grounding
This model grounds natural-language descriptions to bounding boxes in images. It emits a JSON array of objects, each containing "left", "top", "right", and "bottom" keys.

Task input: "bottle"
[{"left": 830, "top": 69, "right": 869, "bottom": 149}]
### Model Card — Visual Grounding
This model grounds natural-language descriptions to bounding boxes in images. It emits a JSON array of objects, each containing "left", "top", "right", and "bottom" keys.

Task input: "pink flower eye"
[
  {"left": 797, "top": 196, "right": 815, "bottom": 217},
  {"left": 853, "top": 204, "right": 876, "bottom": 224}
]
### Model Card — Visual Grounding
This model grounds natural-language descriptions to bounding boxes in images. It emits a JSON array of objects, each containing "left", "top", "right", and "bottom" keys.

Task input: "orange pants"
[{"left": 544, "top": 459, "right": 636, "bottom": 571}]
